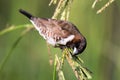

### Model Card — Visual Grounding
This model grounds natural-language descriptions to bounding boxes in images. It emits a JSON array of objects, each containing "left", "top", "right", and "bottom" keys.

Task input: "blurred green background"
[{"left": 0, "top": 0, "right": 120, "bottom": 80}]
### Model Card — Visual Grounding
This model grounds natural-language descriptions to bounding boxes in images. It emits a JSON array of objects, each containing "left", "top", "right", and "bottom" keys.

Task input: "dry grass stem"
[
  {"left": 97, "top": 0, "right": 115, "bottom": 14},
  {"left": 49, "top": 0, "right": 73, "bottom": 20},
  {"left": 46, "top": 43, "right": 53, "bottom": 66},
  {"left": 55, "top": 55, "right": 65, "bottom": 80},
  {"left": 64, "top": 49, "right": 92, "bottom": 80},
  {"left": 92, "top": 0, "right": 101, "bottom": 8}
]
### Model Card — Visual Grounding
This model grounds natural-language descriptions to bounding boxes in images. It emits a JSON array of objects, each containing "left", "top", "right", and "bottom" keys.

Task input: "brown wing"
[
  {"left": 32, "top": 18, "right": 73, "bottom": 37},
  {"left": 53, "top": 19, "right": 83, "bottom": 43}
]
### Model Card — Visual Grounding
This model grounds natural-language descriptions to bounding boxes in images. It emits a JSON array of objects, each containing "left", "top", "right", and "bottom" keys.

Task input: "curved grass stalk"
[
  {"left": 0, "top": 24, "right": 33, "bottom": 36},
  {"left": 0, "top": 25, "right": 33, "bottom": 73}
]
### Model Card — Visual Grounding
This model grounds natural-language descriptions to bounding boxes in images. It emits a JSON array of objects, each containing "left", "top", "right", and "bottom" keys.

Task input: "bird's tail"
[{"left": 19, "top": 9, "right": 33, "bottom": 19}]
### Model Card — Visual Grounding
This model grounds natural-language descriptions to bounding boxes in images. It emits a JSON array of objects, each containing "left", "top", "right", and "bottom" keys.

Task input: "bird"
[{"left": 19, "top": 9, "right": 87, "bottom": 55}]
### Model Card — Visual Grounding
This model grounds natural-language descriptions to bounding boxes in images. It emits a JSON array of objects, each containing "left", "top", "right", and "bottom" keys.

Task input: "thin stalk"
[
  {"left": 0, "top": 27, "right": 33, "bottom": 73},
  {"left": 0, "top": 24, "right": 33, "bottom": 36}
]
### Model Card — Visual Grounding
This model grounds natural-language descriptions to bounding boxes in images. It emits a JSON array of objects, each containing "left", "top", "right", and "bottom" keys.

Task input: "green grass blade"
[
  {"left": 0, "top": 27, "right": 32, "bottom": 73},
  {"left": 53, "top": 55, "right": 57, "bottom": 80},
  {"left": 0, "top": 24, "right": 33, "bottom": 36}
]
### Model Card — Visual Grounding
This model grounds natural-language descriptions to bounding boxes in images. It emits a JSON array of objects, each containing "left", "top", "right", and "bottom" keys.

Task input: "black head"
[{"left": 72, "top": 38, "right": 87, "bottom": 55}]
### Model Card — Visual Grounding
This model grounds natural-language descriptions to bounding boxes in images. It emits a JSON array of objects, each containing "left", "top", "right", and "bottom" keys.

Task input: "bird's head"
[{"left": 72, "top": 38, "right": 87, "bottom": 55}]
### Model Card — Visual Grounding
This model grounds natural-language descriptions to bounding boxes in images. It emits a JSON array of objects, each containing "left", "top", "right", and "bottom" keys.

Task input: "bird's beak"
[{"left": 73, "top": 47, "right": 78, "bottom": 55}]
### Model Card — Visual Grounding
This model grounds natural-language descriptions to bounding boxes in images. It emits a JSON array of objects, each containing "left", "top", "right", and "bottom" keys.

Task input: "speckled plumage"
[{"left": 19, "top": 9, "right": 87, "bottom": 55}]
